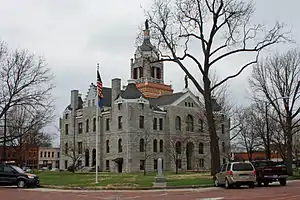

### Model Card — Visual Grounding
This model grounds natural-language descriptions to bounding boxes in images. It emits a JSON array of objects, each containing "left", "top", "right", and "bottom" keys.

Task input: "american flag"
[{"left": 97, "top": 68, "right": 104, "bottom": 108}]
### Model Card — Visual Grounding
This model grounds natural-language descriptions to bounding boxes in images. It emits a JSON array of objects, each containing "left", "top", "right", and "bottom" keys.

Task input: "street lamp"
[{"left": 265, "top": 96, "right": 289, "bottom": 161}]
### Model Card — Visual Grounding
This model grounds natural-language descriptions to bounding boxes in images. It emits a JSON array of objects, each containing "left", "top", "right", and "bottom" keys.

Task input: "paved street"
[{"left": 1, "top": 180, "right": 300, "bottom": 200}]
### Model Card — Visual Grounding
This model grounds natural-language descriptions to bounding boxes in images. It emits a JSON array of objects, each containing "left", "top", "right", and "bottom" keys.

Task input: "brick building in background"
[{"left": 0, "top": 145, "right": 39, "bottom": 168}]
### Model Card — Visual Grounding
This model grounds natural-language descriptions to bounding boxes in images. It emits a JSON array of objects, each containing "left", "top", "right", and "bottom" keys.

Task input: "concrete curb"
[{"left": 39, "top": 184, "right": 215, "bottom": 191}]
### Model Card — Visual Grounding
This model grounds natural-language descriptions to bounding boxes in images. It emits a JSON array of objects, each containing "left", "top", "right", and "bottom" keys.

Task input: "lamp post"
[{"left": 265, "top": 96, "right": 289, "bottom": 160}]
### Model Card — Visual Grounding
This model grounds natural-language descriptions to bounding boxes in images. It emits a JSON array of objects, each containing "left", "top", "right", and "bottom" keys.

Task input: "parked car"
[
  {"left": 251, "top": 160, "right": 288, "bottom": 186},
  {"left": 0, "top": 163, "right": 40, "bottom": 188},
  {"left": 214, "top": 161, "right": 256, "bottom": 189}
]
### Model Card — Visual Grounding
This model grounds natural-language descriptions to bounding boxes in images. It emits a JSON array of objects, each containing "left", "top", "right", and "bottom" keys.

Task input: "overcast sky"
[{"left": 0, "top": 0, "right": 298, "bottom": 147}]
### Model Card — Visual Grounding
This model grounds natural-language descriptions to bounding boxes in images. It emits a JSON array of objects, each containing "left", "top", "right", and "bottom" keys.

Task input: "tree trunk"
[
  {"left": 287, "top": 116, "right": 293, "bottom": 176},
  {"left": 203, "top": 76, "right": 220, "bottom": 176}
]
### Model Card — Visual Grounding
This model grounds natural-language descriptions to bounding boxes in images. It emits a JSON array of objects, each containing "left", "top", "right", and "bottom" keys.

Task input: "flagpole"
[{"left": 95, "top": 63, "right": 99, "bottom": 184}]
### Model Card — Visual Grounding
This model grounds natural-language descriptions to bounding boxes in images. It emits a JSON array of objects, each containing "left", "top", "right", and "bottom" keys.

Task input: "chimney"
[
  {"left": 71, "top": 90, "right": 79, "bottom": 111},
  {"left": 130, "top": 58, "right": 134, "bottom": 66},
  {"left": 112, "top": 78, "right": 121, "bottom": 104}
]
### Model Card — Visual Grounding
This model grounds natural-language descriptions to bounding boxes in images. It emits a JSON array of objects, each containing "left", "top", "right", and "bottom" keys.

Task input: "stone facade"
[{"left": 59, "top": 23, "right": 230, "bottom": 173}]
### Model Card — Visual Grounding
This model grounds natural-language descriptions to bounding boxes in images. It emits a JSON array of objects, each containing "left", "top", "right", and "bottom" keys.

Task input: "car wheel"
[
  {"left": 17, "top": 180, "right": 26, "bottom": 188},
  {"left": 279, "top": 178, "right": 287, "bottom": 186},
  {"left": 257, "top": 180, "right": 262, "bottom": 187},
  {"left": 225, "top": 179, "right": 231, "bottom": 189},
  {"left": 249, "top": 182, "right": 255, "bottom": 188},
  {"left": 214, "top": 178, "right": 219, "bottom": 187},
  {"left": 264, "top": 181, "right": 269, "bottom": 186}
]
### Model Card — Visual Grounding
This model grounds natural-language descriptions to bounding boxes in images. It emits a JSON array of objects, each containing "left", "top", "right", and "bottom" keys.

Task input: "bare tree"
[
  {"left": 63, "top": 140, "right": 86, "bottom": 173},
  {"left": 233, "top": 105, "right": 263, "bottom": 161},
  {"left": 139, "top": 131, "right": 156, "bottom": 175},
  {"left": 249, "top": 49, "right": 300, "bottom": 175},
  {"left": 0, "top": 41, "right": 54, "bottom": 160},
  {"left": 165, "top": 135, "right": 193, "bottom": 174},
  {"left": 143, "top": 0, "right": 288, "bottom": 175}
]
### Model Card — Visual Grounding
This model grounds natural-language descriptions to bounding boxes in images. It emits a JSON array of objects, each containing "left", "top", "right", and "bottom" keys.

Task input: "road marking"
[{"left": 197, "top": 198, "right": 224, "bottom": 200}]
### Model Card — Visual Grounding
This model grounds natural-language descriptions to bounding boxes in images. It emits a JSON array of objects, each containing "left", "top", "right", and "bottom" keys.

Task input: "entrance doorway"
[
  {"left": 186, "top": 142, "right": 194, "bottom": 170},
  {"left": 113, "top": 158, "right": 123, "bottom": 173}
]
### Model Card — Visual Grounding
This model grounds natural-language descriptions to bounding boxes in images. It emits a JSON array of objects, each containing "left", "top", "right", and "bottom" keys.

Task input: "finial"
[
  {"left": 145, "top": 19, "right": 149, "bottom": 30},
  {"left": 97, "top": 63, "right": 99, "bottom": 70}
]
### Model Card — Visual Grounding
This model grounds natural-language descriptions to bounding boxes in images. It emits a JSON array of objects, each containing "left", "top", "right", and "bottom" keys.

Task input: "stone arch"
[
  {"left": 186, "top": 142, "right": 194, "bottom": 170},
  {"left": 85, "top": 149, "right": 89, "bottom": 167}
]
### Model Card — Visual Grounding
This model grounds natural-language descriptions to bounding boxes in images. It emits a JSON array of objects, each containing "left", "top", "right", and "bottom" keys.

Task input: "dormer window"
[
  {"left": 65, "top": 113, "right": 69, "bottom": 119},
  {"left": 139, "top": 103, "right": 144, "bottom": 110},
  {"left": 118, "top": 103, "right": 122, "bottom": 110}
]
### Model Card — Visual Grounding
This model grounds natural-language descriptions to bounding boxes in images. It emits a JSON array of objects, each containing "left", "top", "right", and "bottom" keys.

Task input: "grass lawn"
[{"left": 36, "top": 171, "right": 213, "bottom": 188}]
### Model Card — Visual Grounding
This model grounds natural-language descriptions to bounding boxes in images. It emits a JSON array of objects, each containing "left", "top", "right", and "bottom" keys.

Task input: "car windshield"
[
  {"left": 233, "top": 163, "right": 254, "bottom": 171},
  {"left": 11, "top": 165, "right": 25, "bottom": 173}
]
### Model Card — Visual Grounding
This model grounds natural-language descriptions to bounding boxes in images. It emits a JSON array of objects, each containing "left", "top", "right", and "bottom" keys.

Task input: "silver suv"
[{"left": 214, "top": 162, "right": 256, "bottom": 189}]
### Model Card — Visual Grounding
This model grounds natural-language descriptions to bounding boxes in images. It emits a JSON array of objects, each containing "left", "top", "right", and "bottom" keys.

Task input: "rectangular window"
[
  {"left": 92, "top": 99, "right": 95, "bottom": 106},
  {"left": 78, "top": 123, "right": 83, "bottom": 134},
  {"left": 65, "top": 113, "right": 69, "bottom": 119},
  {"left": 78, "top": 142, "right": 82, "bottom": 154},
  {"left": 154, "top": 159, "right": 158, "bottom": 170},
  {"left": 139, "top": 116, "right": 144, "bottom": 129},
  {"left": 222, "top": 124, "right": 225, "bottom": 134},
  {"left": 118, "top": 116, "right": 122, "bottom": 129},
  {"left": 86, "top": 119, "right": 89, "bottom": 132},
  {"left": 65, "top": 160, "right": 68, "bottom": 169},
  {"left": 93, "top": 118, "right": 96, "bottom": 131},
  {"left": 44, "top": 152, "right": 46, "bottom": 158},
  {"left": 88, "top": 100, "right": 91, "bottom": 106},
  {"left": 140, "top": 160, "right": 145, "bottom": 170},
  {"left": 106, "top": 118, "right": 110, "bottom": 131},
  {"left": 65, "top": 124, "right": 69, "bottom": 135},
  {"left": 159, "top": 118, "right": 163, "bottom": 130},
  {"left": 57, "top": 152, "right": 60, "bottom": 158},
  {"left": 52, "top": 152, "right": 54, "bottom": 158},
  {"left": 106, "top": 160, "right": 110, "bottom": 171},
  {"left": 48, "top": 152, "right": 50, "bottom": 158},
  {"left": 118, "top": 103, "right": 122, "bottom": 110},
  {"left": 153, "top": 118, "right": 157, "bottom": 130}
]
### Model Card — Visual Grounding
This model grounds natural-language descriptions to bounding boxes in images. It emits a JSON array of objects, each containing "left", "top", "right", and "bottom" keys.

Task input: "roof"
[
  {"left": 147, "top": 92, "right": 185, "bottom": 106},
  {"left": 139, "top": 38, "right": 155, "bottom": 51},
  {"left": 120, "top": 82, "right": 143, "bottom": 99}
]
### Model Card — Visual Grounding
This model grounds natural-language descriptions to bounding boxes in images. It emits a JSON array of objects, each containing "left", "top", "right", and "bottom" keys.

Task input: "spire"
[
  {"left": 143, "top": 19, "right": 150, "bottom": 40},
  {"left": 140, "top": 19, "right": 154, "bottom": 51}
]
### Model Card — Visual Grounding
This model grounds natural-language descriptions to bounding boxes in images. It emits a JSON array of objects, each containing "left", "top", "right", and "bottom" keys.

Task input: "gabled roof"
[
  {"left": 147, "top": 92, "right": 185, "bottom": 106},
  {"left": 66, "top": 96, "right": 83, "bottom": 111}
]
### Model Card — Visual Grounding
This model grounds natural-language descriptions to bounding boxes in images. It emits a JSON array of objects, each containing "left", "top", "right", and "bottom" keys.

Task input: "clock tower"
[{"left": 130, "top": 20, "right": 173, "bottom": 98}]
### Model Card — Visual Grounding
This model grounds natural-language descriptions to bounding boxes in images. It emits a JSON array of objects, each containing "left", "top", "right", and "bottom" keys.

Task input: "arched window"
[
  {"left": 175, "top": 141, "right": 181, "bottom": 154},
  {"left": 222, "top": 142, "right": 225, "bottom": 153},
  {"left": 93, "top": 118, "right": 96, "bottom": 132},
  {"left": 186, "top": 115, "right": 194, "bottom": 132},
  {"left": 86, "top": 119, "right": 89, "bottom": 132},
  {"left": 118, "top": 139, "right": 122, "bottom": 153},
  {"left": 106, "top": 140, "right": 110, "bottom": 153},
  {"left": 175, "top": 116, "right": 181, "bottom": 131},
  {"left": 199, "top": 142, "right": 204, "bottom": 154},
  {"left": 199, "top": 119, "right": 203, "bottom": 131},
  {"left": 159, "top": 140, "right": 163, "bottom": 152},
  {"left": 140, "top": 138, "right": 145, "bottom": 152},
  {"left": 153, "top": 139, "right": 157, "bottom": 152}
]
